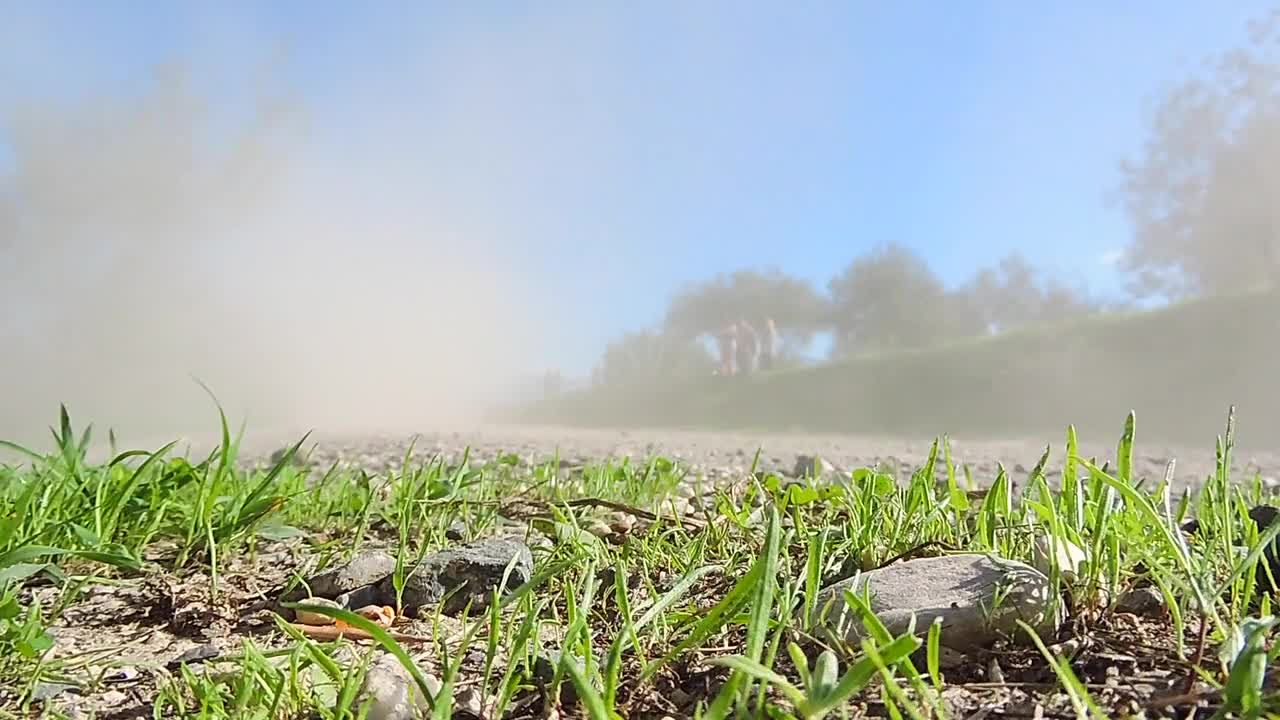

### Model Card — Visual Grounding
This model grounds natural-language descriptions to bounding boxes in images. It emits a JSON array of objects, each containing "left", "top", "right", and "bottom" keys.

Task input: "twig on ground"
[
  {"left": 564, "top": 497, "right": 707, "bottom": 529},
  {"left": 289, "top": 623, "right": 433, "bottom": 644},
  {"left": 496, "top": 496, "right": 707, "bottom": 531},
  {"left": 1145, "top": 688, "right": 1218, "bottom": 712}
]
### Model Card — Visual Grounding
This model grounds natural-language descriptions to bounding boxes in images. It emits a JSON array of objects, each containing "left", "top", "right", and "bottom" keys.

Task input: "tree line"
[
  {"left": 587, "top": 247, "right": 1118, "bottom": 389},
  {"left": 587, "top": 9, "right": 1280, "bottom": 389}
]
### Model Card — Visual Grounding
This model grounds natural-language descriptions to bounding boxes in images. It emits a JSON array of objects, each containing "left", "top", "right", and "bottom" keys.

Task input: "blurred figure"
[
  {"left": 760, "top": 317, "right": 779, "bottom": 371},
  {"left": 717, "top": 322, "right": 738, "bottom": 376},
  {"left": 736, "top": 318, "right": 759, "bottom": 375},
  {"left": 543, "top": 369, "right": 563, "bottom": 399}
]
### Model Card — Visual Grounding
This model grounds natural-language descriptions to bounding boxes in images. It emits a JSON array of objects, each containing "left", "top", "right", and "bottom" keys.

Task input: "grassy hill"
[{"left": 514, "top": 288, "right": 1280, "bottom": 446}]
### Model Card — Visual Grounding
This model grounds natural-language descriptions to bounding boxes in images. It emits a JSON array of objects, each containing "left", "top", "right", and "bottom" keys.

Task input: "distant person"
[
  {"left": 543, "top": 370, "right": 563, "bottom": 399},
  {"left": 716, "top": 323, "right": 738, "bottom": 376},
  {"left": 759, "top": 317, "right": 779, "bottom": 371},
  {"left": 736, "top": 318, "right": 759, "bottom": 375}
]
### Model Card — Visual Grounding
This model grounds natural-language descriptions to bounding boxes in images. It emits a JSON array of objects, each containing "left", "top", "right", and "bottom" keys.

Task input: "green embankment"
[{"left": 519, "top": 289, "right": 1280, "bottom": 446}]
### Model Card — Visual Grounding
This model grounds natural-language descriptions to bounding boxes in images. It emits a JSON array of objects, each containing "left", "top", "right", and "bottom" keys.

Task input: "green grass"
[
  {"left": 1, "top": 404, "right": 1279, "bottom": 718},
  {"left": 520, "top": 287, "right": 1280, "bottom": 447}
]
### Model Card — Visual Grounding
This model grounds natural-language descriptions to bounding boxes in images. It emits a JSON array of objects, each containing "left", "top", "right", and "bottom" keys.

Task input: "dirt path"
[{"left": 211, "top": 423, "right": 1280, "bottom": 495}]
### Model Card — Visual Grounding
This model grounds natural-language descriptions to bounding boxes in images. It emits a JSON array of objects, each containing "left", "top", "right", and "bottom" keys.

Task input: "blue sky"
[{"left": 1, "top": 1, "right": 1273, "bottom": 378}]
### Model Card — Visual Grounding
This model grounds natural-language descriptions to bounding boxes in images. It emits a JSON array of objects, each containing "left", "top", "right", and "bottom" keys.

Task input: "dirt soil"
[{"left": 218, "top": 423, "right": 1280, "bottom": 495}]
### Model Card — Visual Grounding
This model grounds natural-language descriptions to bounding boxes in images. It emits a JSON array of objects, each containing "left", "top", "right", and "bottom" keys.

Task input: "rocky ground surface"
[
  {"left": 9, "top": 423, "right": 1279, "bottom": 718},
  {"left": 221, "top": 423, "right": 1280, "bottom": 493}
]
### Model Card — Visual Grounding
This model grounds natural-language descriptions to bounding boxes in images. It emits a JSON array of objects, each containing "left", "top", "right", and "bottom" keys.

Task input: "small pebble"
[
  {"left": 103, "top": 667, "right": 140, "bottom": 683},
  {"left": 356, "top": 653, "right": 441, "bottom": 720},
  {"left": 609, "top": 513, "right": 636, "bottom": 534},
  {"left": 669, "top": 688, "right": 693, "bottom": 707},
  {"left": 453, "top": 687, "right": 485, "bottom": 718},
  {"left": 987, "top": 657, "right": 1004, "bottom": 683}
]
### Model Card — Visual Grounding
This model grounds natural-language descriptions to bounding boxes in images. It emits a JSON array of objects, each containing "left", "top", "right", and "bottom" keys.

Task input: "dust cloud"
[
  {"left": 0, "top": 13, "right": 572, "bottom": 450},
  {"left": 4, "top": 5, "right": 1278, "bottom": 460}
]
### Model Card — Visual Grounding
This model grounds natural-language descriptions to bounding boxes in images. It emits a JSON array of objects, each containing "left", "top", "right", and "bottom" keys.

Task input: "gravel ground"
[{"left": 213, "top": 423, "right": 1280, "bottom": 495}]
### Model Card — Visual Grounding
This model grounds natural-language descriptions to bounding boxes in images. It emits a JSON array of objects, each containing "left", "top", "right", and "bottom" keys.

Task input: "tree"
[
  {"left": 956, "top": 252, "right": 1102, "bottom": 333},
  {"left": 593, "top": 329, "right": 716, "bottom": 389},
  {"left": 663, "top": 268, "right": 828, "bottom": 353},
  {"left": 1039, "top": 278, "right": 1107, "bottom": 324},
  {"left": 827, "top": 242, "right": 981, "bottom": 356},
  {"left": 1114, "top": 9, "right": 1280, "bottom": 299}
]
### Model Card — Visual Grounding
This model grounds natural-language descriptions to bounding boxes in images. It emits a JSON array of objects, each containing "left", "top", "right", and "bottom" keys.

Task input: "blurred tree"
[
  {"left": 662, "top": 268, "right": 828, "bottom": 353},
  {"left": 1039, "top": 278, "right": 1106, "bottom": 324},
  {"left": 826, "top": 242, "right": 982, "bottom": 356},
  {"left": 955, "top": 252, "right": 1102, "bottom": 333},
  {"left": 593, "top": 329, "right": 716, "bottom": 389},
  {"left": 1114, "top": 9, "right": 1280, "bottom": 299}
]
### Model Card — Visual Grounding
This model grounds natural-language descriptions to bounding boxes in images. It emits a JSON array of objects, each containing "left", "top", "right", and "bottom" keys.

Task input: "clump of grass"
[{"left": 1, "top": 402, "right": 1278, "bottom": 718}]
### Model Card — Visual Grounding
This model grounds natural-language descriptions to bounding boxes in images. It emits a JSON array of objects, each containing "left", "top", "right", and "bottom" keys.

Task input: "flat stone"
[
  {"left": 281, "top": 550, "right": 398, "bottom": 602},
  {"left": 379, "top": 537, "right": 533, "bottom": 617},
  {"left": 806, "top": 553, "right": 1060, "bottom": 652}
]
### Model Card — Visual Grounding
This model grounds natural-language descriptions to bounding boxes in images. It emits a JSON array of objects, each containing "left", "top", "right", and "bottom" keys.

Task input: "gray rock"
[
  {"left": 270, "top": 446, "right": 310, "bottom": 468},
  {"left": 379, "top": 537, "right": 533, "bottom": 617},
  {"left": 806, "top": 553, "right": 1061, "bottom": 652},
  {"left": 452, "top": 687, "right": 485, "bottom": 719},
  {"left": 792, "top": 454, "right": 822, "bottom": 478},
  {"left": 793, "top": 453, "right": 847, "bottom": 480},
  {"left": 165, "top": 643, "right": 221, "bottom": 669},
  {"left": 281, "top": 550, "right": 398, "bottom": 603},
  {"left": 355, "top": 652, "right": 441, "bottom": 720},
  {"left": 337, "top": 584, "right": 386, "bottom": 610},
  {"left": 1114, "top": 586, "right": 1166, "bottom": 616}
]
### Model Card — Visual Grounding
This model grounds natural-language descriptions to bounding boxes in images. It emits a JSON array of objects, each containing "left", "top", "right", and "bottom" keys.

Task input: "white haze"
[{"left": 0, "top": 7, "right": 610, "bottom": 448}]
